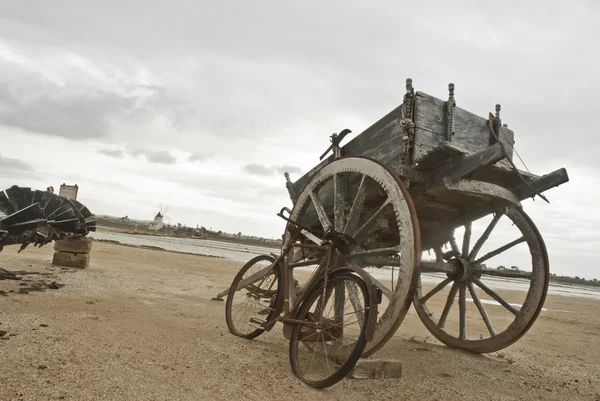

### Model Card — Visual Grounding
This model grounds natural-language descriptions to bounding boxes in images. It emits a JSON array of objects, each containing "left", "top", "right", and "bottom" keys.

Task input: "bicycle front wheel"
[{"left": 288, "top": 271, "right": 371, "bottom": 388}]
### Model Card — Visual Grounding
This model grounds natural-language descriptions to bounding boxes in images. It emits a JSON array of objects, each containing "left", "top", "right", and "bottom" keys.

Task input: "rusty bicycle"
[{"left": 224, "top": 200, "right": 385, "bottom": 388}]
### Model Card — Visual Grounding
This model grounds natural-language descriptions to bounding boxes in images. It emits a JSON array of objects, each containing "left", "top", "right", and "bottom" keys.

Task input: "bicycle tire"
[
  {"left": 288, "top": 270, "right": 370, "bottom": 388},
  {"left": 225, "top": 254, "right": 283, "bottom": 339}
]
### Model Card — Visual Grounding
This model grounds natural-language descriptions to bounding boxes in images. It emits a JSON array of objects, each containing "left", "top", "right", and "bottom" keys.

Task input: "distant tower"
[{"left": 148, "top": 211, "right": 164, "bottom": 231}]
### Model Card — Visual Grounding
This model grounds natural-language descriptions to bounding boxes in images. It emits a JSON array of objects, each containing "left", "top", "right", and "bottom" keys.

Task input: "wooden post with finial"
[
  {"left": 446, "top": 83, "right": 456, "bottom": 141},
  {"left": 491, "top": 104, "right": 502, "bottom": 145},
  {"left": 401, "top": 78, "right": 416, "bottom": 167},
  {"left": 284, "top": 172, "right": 297, "bottom": 204},
  {"left": 403, "top": 78, "right": 414, "bottom": 121}
]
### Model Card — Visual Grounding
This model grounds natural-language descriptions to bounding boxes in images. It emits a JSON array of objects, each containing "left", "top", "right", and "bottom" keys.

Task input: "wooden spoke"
[
  {"left": 468, "top": 212, "right": 503, "bottom": 261},
  {"left": 352, "top": 199, "right": 391, "bottom": 241},
  {"left": 309, "top": 191, "right": 332, "bottom": 232},
  {"left": 474, "top": 236, "right": 526, "bottom": 264},
  {"left": 418, "top": 277, "right": 452, "bottom": 304},
  {"left": 363, "top": 271, "right": 394, "bottom": 300},
  {"left": 449, "top": 237, "right": 460, "bottom": 254},
  {"left": 472, "top": 277, "right": 518, "bottom": 316},
  {"left": 333, "top": 173, "right": 346, "bottom": 232},
  {"left": 461, "top": 222, "right": 471, "bottom": 258},
  {"left": 437, "top": 282, "right": 459, "bottom": 329},
  {"left": 458, "top": 283, "right": 466, "bottom": 340},
  {"left": 467, "top": 281, "right": 496, "bottom": 336},
  {"left": 343, "top": 175, "right": 367, "bottom": 236}
]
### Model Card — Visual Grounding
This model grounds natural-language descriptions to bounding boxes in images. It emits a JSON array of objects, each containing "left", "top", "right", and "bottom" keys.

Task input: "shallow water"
[
  {"left": 89, "top": 230, "right": 600, "bottom": 302},
  {"left": 89, "top": 230, "right": 279, "bottom": 261}
]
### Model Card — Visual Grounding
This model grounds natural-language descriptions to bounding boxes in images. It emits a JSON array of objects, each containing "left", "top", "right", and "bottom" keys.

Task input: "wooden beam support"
[
  {"left": 438, "top": 179, "right": 521, "bottom": 207},
  {"left": 516, "top": 168, "right": 569, "bottom": 201},
  {"left": 388, "top": 162, "right": 429, "bottom": 182},
  {"left": 409, "top": 142, "right": 505, "bottom": 199}
]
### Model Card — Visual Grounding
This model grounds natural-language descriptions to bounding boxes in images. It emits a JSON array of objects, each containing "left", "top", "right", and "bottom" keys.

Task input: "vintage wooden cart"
[
  {"left": 274, "top": 78, "right": 570, "bottom": 356},
  {"left": 221, "top": 78, "right": 569, "bottom": 386}
]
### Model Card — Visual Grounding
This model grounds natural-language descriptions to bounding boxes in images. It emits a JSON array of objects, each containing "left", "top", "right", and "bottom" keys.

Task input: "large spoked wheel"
[
  {"left": 225, "top": 254, "right": 283, "bottom": 339},
  {"left": 413, "top": 206, "right": 549, "bottom": 354},
  {"left": 283, "top": 156, "right": 420, "bottom": 357},
  {"left": 289, "top": 271, "right": 371, "bottom": 388}
]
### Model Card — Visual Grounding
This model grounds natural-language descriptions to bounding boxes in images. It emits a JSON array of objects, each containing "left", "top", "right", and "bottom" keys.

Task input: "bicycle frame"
[
  {"left": 221, "top": 204, "right": 382, "bottom": 342},
  {"left": 263, "top": 212, "right": 338, "bottom": 333}
]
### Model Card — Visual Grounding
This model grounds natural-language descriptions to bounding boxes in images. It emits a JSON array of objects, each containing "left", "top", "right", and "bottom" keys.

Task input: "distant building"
[{"left": 148, "top": 212, "right": 163, "bottom": 231}]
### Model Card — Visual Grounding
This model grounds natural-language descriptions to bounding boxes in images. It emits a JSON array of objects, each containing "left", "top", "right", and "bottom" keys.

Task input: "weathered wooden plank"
[
  {"left": 1, "top": 203, "right": 42, "bottom": 226},
  {"left": 0, "top": 191, "right": 16, "bottom": 215},
  {"left": 412, "top": 91, "right": 514, "bottom": 166},
  {"left": 4, "top": 186, "right": 32, "bottom": 210},
  {"left": 292, "top": 104, "right": 405, "bottom": 196},
  {"left": 409, "top": 142, "right": 505, "bottom": 200},
  {"left": 3, "top": 187, "right": 21, "bottom": 212},
  {"left": 413, "top": 142, "right": 465, "bottom": 172}
]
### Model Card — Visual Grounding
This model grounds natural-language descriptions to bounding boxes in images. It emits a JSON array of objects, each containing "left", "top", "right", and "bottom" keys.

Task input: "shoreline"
[
  {"left": 95, "top": 224, "right": 281, "bottom": 250},
  {"left": 92, "top": 238, "right": 225, "bottom": 259}
]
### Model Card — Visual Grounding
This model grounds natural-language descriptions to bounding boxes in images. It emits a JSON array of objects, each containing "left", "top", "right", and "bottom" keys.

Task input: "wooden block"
[
  {"left": 349, "top": 358, "right": 403, "bottom": 379},
  {"left": 52, "top": 251, "right": 90, "bottom": 269},
  {"left": 54, "top": 238, "right": 93, "bottom": 254}
]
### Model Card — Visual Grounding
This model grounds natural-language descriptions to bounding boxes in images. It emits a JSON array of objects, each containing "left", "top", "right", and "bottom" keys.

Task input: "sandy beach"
[{"left": 0, "top": 241, "right": 599, "bottom": 401}]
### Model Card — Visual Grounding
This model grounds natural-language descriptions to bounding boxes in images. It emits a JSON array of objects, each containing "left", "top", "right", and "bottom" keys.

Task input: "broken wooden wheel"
[{"left": 0, "top": 185, "right": 96, "bottom": 252}]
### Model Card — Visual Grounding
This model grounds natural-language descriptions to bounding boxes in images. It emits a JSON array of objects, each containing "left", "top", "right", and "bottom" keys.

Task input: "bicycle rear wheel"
[
  {"left": 225, "top": 254, "right": 282, "bottom": 339},
  {"left": 288, "top": 271, "right": 371, "bottom": 388}
]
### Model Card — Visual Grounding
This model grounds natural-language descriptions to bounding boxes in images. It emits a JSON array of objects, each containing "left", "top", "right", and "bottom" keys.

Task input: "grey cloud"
[
  {"left": 189, "top": 152, "right": 210, "bottom": 162},
  {"left": 0, "top": 61, "right": 190, "bottom": 142},
  {"left": 243, "top": 163, "right": 301, "bottom": 177},
  {"left": 3, "top": 0, "right": 597, "bottom": 168},
  {"left": 98, "top": 148, "right": 124, "bottom": 158},
  {"left": 128, "top": 148, "right": 177, "bottom": 164},
  {"left": 0, "top": 71, "right": 133, "bottom": 140},
  {"left": 0, "top": 153, "right": 34, "bottom": 171}
]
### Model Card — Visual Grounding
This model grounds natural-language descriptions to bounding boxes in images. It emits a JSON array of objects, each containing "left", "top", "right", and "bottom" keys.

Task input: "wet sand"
[{"left": 0, "top": 241, "right": 598, "bottom": 401}]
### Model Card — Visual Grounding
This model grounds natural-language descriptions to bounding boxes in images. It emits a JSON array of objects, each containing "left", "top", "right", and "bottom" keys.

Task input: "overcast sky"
[{"left": 0, "top": 1, "right": 598, "bottom": 279}]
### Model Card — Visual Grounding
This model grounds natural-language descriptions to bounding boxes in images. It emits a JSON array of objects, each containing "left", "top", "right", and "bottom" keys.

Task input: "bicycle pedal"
[
  {"left": 249, "top": 316, "right": 267, "bottom": 325},
  {"left": 248, "top": 322, "right": 265, "bottom": 330}
]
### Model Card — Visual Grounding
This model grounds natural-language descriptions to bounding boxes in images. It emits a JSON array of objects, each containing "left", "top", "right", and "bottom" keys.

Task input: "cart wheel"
[
  {"left": 283, "top": 156, "right": 420, "bottom": 357},
  {"left": 225, "top": 254, "right": 283, "bottom": 339},
  {"left": 413, "top": 206, "right": 549, "bottom": 353}
]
